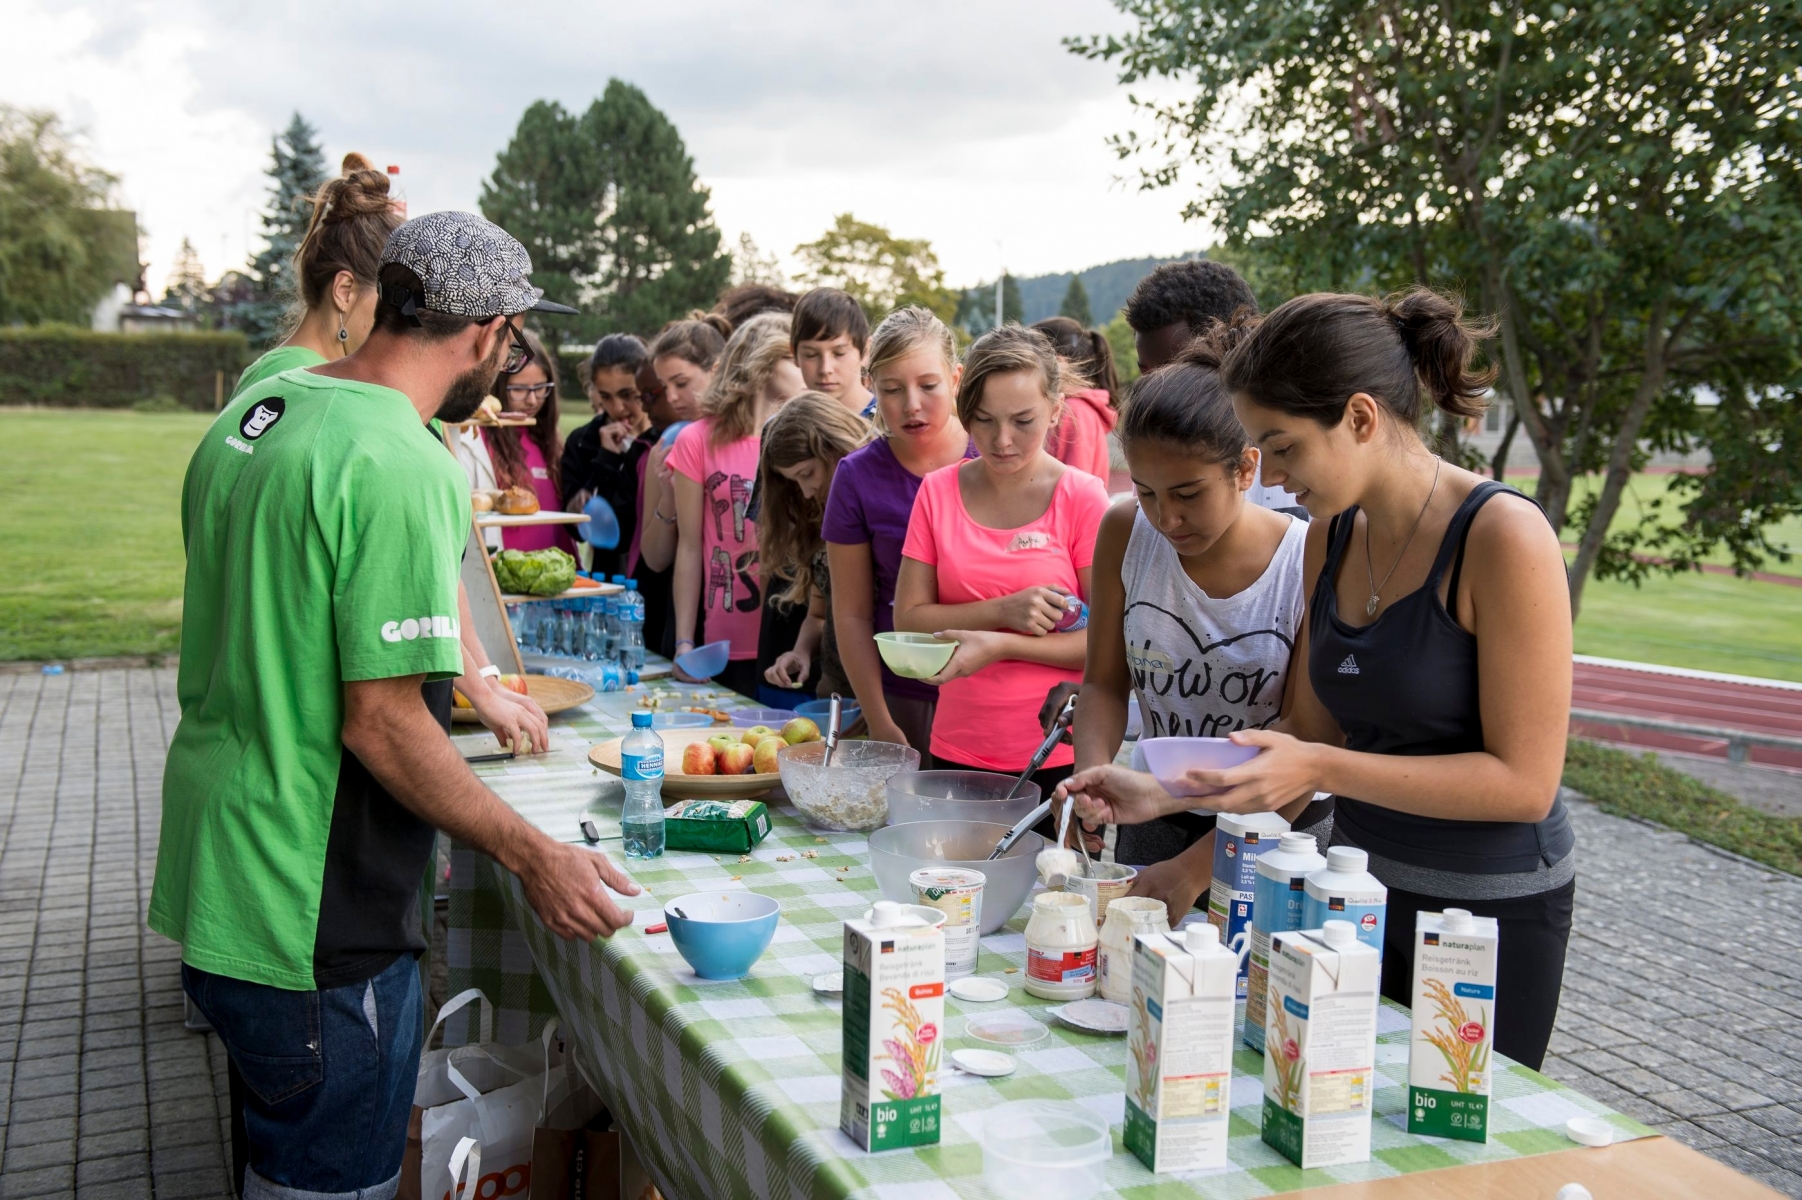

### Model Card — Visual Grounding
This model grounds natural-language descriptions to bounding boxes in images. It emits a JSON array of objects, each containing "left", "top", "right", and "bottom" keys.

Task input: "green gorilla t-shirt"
[{"left": 234, "top": 344, "right": 326, "bottom": 397}]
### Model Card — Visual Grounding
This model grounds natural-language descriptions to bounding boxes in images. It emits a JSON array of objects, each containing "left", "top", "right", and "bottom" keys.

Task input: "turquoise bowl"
[{"left": 663, "top": 891, "right": 780, "bottom": 980}]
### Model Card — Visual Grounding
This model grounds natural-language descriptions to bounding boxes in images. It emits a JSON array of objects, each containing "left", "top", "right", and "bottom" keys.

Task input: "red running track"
[{"left": 1570, "top": 659, "right": 1802, "bottom": 771}]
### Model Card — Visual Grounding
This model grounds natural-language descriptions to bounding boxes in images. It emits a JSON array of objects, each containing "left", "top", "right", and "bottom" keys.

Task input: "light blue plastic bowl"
[
  {"left": 730, "top": 707, "right": 797, "bottom": 728},
  {"left": 580, "top": 494, "right": 620, "bottom": 549},
  {"left": 663, "top": 891, "right": 780, "bottom": 980},
  {"left": 795, "top": 697, "right": 861, "bottom": 735},
  {"left": 652, "top": 711, "right": 713, "bottom": 729},
  {"left": 674, "top": 640, "right": 731, "bottom": 681}
]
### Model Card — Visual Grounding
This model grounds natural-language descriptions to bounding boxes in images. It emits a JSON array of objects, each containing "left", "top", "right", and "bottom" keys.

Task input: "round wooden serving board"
[
  {"left": 451, "top": 674, "right": 594, "bottom": 722},
  {"left": 588, "top": 727, "right": 779, "bottom": 799}
]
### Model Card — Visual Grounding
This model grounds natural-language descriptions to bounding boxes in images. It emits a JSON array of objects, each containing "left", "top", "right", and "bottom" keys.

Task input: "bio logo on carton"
[
  {"left": 1408, "top": 908, "right": 1498, "bottom": 1142},
  {"left": 1205, "top": 811, "right": 1290, "bottom": 998},
  {"left": 1261, "top": 921, "right": 1381, "bottom": 1170},
  {"left": 841, "top": 901, "right": 944, "bottom": 1152},
  {"left": 1124, "top": 924, "right": 1243, "bottom": 1173}
]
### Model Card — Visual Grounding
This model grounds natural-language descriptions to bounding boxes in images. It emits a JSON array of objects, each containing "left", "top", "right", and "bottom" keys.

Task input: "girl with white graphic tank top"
[{"left": 1068, "top": 335, "right": 1330, "bottom": 926}]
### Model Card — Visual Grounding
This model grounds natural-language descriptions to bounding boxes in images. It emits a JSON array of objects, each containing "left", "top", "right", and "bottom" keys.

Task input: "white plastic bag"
[{"left": 414, "top": 990, "right": 545, "bottom": 1200}]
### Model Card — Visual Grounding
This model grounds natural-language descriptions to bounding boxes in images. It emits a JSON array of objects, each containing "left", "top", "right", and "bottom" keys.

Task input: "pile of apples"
[{"left": 680, "top": 717, "right": 821, "bottom": 775}]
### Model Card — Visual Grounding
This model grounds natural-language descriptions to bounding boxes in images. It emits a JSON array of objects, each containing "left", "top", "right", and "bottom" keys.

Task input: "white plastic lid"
[
  {"left": 1322, "top": 919, "right": 1358, "bottom": 948},
  {"left": 1278, "top": 832, "right": 1318, "bottom": 854},
  {"left": 870, "top": 901, "right": 908, "bottom": 927},
  {"left": 1442, "top": 907, "right": 1474, "bottom": 933},
  {"left": 1326, "top": 846, "right": 1368, "bottom": 873},
  {"left": 1184, "top": 924, "right": 1220, "bottom": 953}
]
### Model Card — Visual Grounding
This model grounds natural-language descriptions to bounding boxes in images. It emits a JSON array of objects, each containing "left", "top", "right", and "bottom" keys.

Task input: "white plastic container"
[
  {"left": 982, "top": 1099, "right": 1111, "bottom": 1200},
  {"left": 910, "top": 867, "right": 984, "bottom": 979},
  {"left": 1408, "top": 907, "right": 1499, "bottom": 1143},
  {"left": 1023, "top": 891, "right": 1099, "bottom": 1000},
  {"left": 1124, "top": 924, "right": 1243, "bottom": 1173},
  {"left": 1206, "top": 810, "right": 1291, "bottom": 998},
  {"left": 1261, "top": 920, "right": 1381, "bottom": 1169},
  {"left": 1302, "top": 847, "right": 1388, "bottom": 961},
  {"left": 1097, "top": 896, "right": 1169, "bottom": 1005},
  {"left": 1245, "top": 832, "right": 1327, "bottom": 1053}
]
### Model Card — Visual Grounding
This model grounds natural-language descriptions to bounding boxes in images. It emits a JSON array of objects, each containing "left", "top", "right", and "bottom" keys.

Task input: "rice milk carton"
[
  {"left": 1302, "top": 846, "right": 1387, "bottom": 961},
  {"left": 1245, "top": 832, "right": 1326, "bottom": 1053},
  {"left": 1261, "top": 921, "right": 1381, "bottom": 1169},
  {"left": 1408, "top": 908, "right": 1498, "bottom": 1143},
  {"left": 841, "top": 901, "right": 944, "bottom": 1152},
  {"left": 1124, "top": 924, "right": 1242, "bottom": 1173},
  {"left": 1206, "top": 810, "right": 1290, "bottom": 997}
]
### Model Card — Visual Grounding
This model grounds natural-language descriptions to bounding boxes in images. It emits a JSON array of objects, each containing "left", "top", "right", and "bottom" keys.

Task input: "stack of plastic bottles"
[{"left": 510, "top": 573, "right": 643, "bottom": 691}]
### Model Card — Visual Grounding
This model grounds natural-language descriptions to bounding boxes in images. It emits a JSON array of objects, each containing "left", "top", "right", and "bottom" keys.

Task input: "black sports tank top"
[{"left": 1309, "top": 481, "right": 1575, "bottom": 881}]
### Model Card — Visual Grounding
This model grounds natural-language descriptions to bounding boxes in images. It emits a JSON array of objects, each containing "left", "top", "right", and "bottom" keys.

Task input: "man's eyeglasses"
[
  {"left": 505, "top": 382, "right": 555, "bottom": 402},
  {"left": 500, "top": 318, "right": 533, "bottom": 375}
]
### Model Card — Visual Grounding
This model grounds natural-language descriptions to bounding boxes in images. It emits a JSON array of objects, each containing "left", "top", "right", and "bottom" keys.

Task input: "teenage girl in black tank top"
[{"left": 1059, "top": 289, "right": 1576, "bottom": 1070}]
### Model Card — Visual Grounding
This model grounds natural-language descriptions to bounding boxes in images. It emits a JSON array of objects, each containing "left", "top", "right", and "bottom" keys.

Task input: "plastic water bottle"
[
  {"left": 620, "top": 711, "right": 665, "bottom": 859},
  {"left": 1053, "top": 592, "right": 1089, "bottom": 632},
  {"left": 621, "top": 580, "right": 645, "bottom": 671},
  {"left": 603, "top": 596, "right": 621, "bottom": 662}
]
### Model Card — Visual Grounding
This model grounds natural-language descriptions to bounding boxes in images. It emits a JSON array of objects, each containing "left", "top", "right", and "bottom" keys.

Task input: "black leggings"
[{"left": 1378, "top": 878, "right": 1575, "bottom": 1071}]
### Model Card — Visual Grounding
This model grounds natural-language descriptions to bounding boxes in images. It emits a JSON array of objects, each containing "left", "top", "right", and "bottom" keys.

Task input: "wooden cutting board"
[{"left": 589, "top": 727, "right": 780, "bottom": 799}]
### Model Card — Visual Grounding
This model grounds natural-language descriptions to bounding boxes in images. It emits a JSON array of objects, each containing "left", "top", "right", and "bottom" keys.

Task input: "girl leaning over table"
[
  {"left": 894, "top": 326, "right": 1111, "bottom": 796},
  {"left": 1060, "top": 289, "right": 1575, "bottom": 1069}
]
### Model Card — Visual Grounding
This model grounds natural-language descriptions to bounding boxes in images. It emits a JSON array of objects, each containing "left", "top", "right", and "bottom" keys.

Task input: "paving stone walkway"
[{"left": 0, "top": 668, "right": 1798, "bottom": 1197}]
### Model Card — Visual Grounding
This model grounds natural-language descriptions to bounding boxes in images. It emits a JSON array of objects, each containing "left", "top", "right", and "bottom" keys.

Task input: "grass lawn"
[{"left": 1571, "top": 569, "right": 1802, "bottom": 682}]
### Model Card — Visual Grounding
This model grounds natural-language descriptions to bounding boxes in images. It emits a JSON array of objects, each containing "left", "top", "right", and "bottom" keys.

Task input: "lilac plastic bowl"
[{"left": 1137, "top": 737, "right": 1260, "bottom": 798}]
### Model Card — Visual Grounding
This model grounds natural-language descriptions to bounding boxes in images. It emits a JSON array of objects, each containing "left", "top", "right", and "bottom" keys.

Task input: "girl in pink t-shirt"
[
  {"left": 896, "top": 327, "right": 1111, "bottom": 782},
  {"left": 667, "top": 312, "right": 806, "bottom": 692},
  {"left": 483, "top": 329, "right": 574, "bottom": 555}
]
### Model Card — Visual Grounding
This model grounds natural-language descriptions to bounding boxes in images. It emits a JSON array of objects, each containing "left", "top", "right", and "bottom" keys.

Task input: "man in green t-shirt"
[{"left": 150, "top": 211, "right": 638, "bottom": 1198}]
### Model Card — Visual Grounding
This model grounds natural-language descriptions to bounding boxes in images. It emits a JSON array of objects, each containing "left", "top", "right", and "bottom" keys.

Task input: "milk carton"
[
  {"left": 1245, "top": 832, "right": 1326, "bottom": 1053},
  {"left": 1261, "top": 921, "right": 1381, "bottom": 1169},
  {"left": 1408, "top": 908, "right": 1498, "bottom": 1143},
  {"left": 841, "top": 901, "right": 944, "bottom": 1152},
  {"left": 1302, "top": 846, "right": 1387, "bottom": 961},
  {"left": 1124, "top": 925, "right": 1242, "bottom": 1173},
  {"left": 1206, "top": 810, "right": 1290, "bottom": 998}
]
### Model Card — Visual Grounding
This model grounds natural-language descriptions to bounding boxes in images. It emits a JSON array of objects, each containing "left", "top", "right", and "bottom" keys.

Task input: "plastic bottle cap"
[
  {"left": 630, "top": 710, "right": 653, "bottom": 728},
  {"left": 1184, "top": 924, "right": 1220, "bottom": 953},
  {"left": 1278, "top": 832, "right": 1318, "bottom": 854},
  {"left": 1326, "top": 846, "right": 1368, "bottom": 873},
  {"left": 1442, "top": 907, "right": 1474, "bottom": 933},
  {"left": 871, "top": 901, "right": 907, "bottom": 927},
  {"left": 1322, "top": 919, "right": 1358, "bottom": 948}
]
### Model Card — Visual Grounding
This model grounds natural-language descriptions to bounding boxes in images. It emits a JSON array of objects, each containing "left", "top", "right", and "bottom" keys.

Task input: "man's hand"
[
  {"left": 472, "top": 685, "right": 550, "bottom": 755},
  {"left": 1056, "top": 764, "right": 1181, "bottom": 827},
  {"left": 1039, "top": 681, "right": 1081, "bottom": 735},
  {"left": 516, "top": 839, "right": 640, "bottom": 941},
  {"left": 1128, "top": 842, "right": 1212, "bottom": 928}
]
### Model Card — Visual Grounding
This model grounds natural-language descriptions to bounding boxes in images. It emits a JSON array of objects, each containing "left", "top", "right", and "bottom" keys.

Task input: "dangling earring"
[{"left": 337, "top": 316, "right": 349, "bottom": 354}]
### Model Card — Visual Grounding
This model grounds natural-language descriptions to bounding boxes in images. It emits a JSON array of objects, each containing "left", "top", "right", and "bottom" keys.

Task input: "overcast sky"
[{"left": 5, "top": 0, "right": 1216, "bottom": 304}]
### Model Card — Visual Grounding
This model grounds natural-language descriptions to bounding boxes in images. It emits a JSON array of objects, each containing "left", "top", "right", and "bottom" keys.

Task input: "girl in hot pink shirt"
[
  {"left": 897, "top": 327, "right": 1111, "bottom": 784},
  {"left": 483, "top": 328, "right": 574, "bottom": 555}
]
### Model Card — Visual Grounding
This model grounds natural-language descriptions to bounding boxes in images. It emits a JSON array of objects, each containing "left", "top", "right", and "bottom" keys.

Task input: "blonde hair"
[
  {"left": 702, "top": 311, "right": 795, "bottom": 445},
  {"left": 955, "top": 325, "right": 1062, "bottom": 426},
  {"left": 757, "top": 392, "right": 875, "bottom": 603},
  {"left": 867, "top": 305, "right": 958, "bottom": 382}
]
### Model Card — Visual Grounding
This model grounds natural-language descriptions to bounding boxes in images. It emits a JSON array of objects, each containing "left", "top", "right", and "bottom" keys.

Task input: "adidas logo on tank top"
[{"left": 1337, "top": 655, "right": 1360, "bottom": 675}]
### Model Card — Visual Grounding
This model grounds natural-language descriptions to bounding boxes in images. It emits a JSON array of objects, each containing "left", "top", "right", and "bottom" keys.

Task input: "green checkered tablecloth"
[{"left": 446, "top": 681, "right": 1653, "bottom": 1200}]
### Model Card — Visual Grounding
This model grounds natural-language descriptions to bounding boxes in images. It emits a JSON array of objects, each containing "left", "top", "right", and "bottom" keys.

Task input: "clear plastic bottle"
[
  {"left": 603, "top": 595, "right": 621, "bottom": 662},
  {"left": 386, "top": 164, "right": 406, "bottom": 216},
  {"left": 620, "top": 710, "right": 665, "bottom": 858},
  {"left": 621, "top": 580, "right": 645, "bottom": 671}
]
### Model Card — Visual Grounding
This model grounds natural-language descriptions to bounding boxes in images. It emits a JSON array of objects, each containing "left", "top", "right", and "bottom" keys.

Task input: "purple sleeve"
[{"left": 821, "top": 452, "right": 867, "bottom": 545}]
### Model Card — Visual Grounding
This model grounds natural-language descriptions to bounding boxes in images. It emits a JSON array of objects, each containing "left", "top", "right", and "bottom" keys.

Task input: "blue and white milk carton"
[
  {"left": 1206, "top": 810, "right": 1290, "bottom": 998},
  {"left": 1302, "top": 847, "right": 1387, "bottom": 961},
  {"left": 1245, "top": 832, "right": 1326, "bottom": 1053}
]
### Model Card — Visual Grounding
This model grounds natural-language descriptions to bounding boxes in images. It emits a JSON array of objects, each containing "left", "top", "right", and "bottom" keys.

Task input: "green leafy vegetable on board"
[{"left": 492, "top": 548, "right": 576, "bottom": 596}]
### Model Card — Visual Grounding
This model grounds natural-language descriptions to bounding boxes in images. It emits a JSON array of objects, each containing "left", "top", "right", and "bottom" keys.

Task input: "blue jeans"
[{"left": 183, "top": 953, "right": 423, "bottom": 1200}]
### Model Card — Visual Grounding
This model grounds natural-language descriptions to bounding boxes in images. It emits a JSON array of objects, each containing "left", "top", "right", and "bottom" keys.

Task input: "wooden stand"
[{"left": 460, "top": 511, "right": 603, "bottom": 677}]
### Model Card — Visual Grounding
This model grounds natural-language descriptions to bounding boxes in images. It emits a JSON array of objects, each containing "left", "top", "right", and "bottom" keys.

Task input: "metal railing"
[{"left": 1569, "top": 708, "right": 1802, "bottom": 764}]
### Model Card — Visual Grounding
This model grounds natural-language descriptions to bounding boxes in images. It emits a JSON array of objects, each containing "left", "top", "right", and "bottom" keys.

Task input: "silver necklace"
[{"left": 1363, "top": 457, "right": 1442, "bottom": 616}]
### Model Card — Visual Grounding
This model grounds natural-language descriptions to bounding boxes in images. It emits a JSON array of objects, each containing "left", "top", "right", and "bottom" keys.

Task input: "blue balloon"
[{"left": 580, "top": 494, "right": 620, "bottom": 549}]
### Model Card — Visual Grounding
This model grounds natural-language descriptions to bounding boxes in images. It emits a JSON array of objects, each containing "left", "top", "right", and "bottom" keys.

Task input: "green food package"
[{"left": 663, "top": 799, "right": 771, "bottom": 854}]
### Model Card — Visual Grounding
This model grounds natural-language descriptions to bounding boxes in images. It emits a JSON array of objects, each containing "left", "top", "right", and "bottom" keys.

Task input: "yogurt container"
[
  {"left": 1024, "top": 891, "right": 1099, "bottom": 1000},
  {"left": 910, "top": 867, "right": 985, "bottom": 979},
  {"left": 1097, "top": 896, "right": 1170, "bottom": 1005}
]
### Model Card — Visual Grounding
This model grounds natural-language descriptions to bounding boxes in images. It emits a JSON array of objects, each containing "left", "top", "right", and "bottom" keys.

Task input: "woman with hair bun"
[{"left": 1062, "top": 288, "right": 1576, "bottom": 1070}]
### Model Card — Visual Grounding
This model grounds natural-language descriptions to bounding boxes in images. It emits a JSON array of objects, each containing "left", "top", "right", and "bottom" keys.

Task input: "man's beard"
[{"left": 435, "top": 342, "right": 506, "bottom": 423}]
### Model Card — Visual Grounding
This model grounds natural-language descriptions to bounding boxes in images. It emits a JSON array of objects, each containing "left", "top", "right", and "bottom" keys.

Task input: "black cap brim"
[{"left": 531, "top": 297, "right": 580, "bottom": 316}]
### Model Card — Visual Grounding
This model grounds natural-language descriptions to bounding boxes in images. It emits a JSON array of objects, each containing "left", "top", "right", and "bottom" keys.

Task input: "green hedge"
[{"left": 0, "top": 325, "right": 250, "bottom": 411}]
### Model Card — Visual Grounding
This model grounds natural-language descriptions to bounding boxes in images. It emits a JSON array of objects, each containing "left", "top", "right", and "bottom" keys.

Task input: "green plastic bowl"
[{"left": 875, "top": 632, "right": 957, "bottom": 680}]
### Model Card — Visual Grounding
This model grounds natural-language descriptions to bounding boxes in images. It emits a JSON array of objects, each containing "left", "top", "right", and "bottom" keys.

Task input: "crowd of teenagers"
[{"left": 154, "top": 154, "right": 1576, "bottom": 1197}]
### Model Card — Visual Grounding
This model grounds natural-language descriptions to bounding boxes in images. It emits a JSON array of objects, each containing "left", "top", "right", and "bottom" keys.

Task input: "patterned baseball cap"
[{"left": 378, "top": 210, "right": 578, "bottom": 320}]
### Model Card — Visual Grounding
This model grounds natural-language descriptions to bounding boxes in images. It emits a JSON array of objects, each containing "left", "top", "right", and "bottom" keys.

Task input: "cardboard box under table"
[{"left": 443, "top": 682, "right": 1777, "bottom": 1199}]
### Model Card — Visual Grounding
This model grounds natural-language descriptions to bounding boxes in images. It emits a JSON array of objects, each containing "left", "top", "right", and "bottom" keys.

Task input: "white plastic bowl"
[{"left": 1138, "top": 736, "right": 1260, "bottom": 798}]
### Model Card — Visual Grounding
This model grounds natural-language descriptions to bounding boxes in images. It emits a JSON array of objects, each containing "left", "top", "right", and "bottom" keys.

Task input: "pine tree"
[
  {"left": 1058, "top": 275, "right": 1092, "bottom": 326},
  {"left": 161, "top": 237, "right": 207, "bottom": 314},
  {"left": 1001, "top": 273, "right": 1024, "bottom": 326},
  {"left": 237, "top": 114, "right": 327, "bottom": 348},
  {"left": 479, "top": 100, "right": 603, "bottom": 333}
]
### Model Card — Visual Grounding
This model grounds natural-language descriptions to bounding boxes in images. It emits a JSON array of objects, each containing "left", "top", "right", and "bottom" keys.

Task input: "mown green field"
[{"left": 3, "top": 408, "right": 1799, "bottom": 682}]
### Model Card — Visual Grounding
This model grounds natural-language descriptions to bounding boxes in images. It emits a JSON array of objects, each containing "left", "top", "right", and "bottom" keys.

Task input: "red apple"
[
  {"left": 680, "top": 742, "right": 716, "bottom": 776},
  {"left": 719, "top": 743, "right": 755, "bottom": 775}
]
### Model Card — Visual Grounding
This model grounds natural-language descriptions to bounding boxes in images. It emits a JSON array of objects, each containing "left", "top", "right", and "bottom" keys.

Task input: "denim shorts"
[{"left": 183, "top": 952, "right": 423, "bottom": 1200}]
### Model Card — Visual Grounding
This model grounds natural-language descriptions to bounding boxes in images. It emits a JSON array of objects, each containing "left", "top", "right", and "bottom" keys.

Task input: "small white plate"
[
  {"left": 949, "top": 976, "right": 1009, "bottom": 1003},
  {"left": 1052, "top": 999, "right": 1130, "bottom": 1035},
  {"left": 951, "top": 1048, "right": 1017, "bottom": 1078},
  {"left": 1565, "top": 1116, "right": 1614, "bottom": 1147},
  {"left": 812, "top": 972, "right": 843, "bottom": 996},
  {"left": 965, "top": 1011, "right": 1049, "bottom": 1048}
]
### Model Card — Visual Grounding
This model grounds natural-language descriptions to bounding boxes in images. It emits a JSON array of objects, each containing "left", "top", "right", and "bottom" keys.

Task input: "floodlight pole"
[{"left": 994, "top": 239, "right": 1005, "bottom": 332}]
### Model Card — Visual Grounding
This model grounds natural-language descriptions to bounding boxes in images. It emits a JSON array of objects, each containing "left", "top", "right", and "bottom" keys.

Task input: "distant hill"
[{"left": 968, "top": 251, "right": 1209, "bottom": 327}]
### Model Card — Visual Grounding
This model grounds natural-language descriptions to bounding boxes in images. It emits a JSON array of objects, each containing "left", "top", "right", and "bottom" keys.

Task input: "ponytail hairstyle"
[
  {"left": 1118, "top": 319, "right": 1255, "bottom": 466},
  {"left": 1218, "top": 288, "right": 1495, "bottom": 428},
  {"left": 757, "top": 392, "right": 876, "bottom": 603},
  {"left": 483, "top": 326, "right": 563, "bottom": 496},
  {"left": 955, "top": 325, "right": 1062, "bottom": 428},
  {"left": 1031, "top": 315, "right": 1120, "bottom": 407},
  {"left": 293, "top": 153, "right": 403, "bottom": 318},
  {"left": 702, "top": 311, "right": 796, "bottom": 445},
  {"left": 649, "top": 314, "right": 730, "bottom": 373}
]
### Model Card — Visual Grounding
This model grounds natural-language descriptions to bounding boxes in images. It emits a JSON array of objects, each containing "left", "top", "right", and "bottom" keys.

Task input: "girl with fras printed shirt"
[
  {"left": 895, "top": 327, "right": 1112, "bottom": 792},
  {"left": 1067, "top": 335, "right": 1326, "bottom": 927},
  {"left": 668, "top": 312, "right": 806, "bottom": 692},
  {"left": 1031, "top": 316, "right": 1119, "bottom": 482},
  {"left": 823, "top": 308, "right": 974, "bottom": 756},
  {"left": 756, "top": 394, "right": 875, "bottom": 700},
  {"left": 1064, "top": 290, "right": 1575, "bottom": 1069},
  {"left": 482, "top": 328, "right": 573, "bottom": 555}
]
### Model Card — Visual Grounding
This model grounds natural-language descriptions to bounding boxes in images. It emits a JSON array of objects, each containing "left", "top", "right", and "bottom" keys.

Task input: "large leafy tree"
[
  {"left": 1074, "top": 1, "right": 1802, "bottom": 613},
  {"left": 793, "top": 214, "right": 959, "bottom": 325},
  {"left": 235, "top": 113, "right": 328, "bottom": 348},
  {"left": 0, "top": 106, "right": 128, "bottom": 326}
]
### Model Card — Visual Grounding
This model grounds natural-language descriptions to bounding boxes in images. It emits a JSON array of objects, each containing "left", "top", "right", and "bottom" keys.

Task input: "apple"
[
  {"left": 780, "top": 717, "right": 821, "bottom": 745},
  {"left": 680, "top": 742, "right": 717, "bottom": 776},
  {"left": 707, "top": 734, "right": 740, "bottom": 756},
  {"left": 752, "top": 736, "right": 784, "bottom": 774},
  {"left": 719, "top": 743, "right": 755, "bottom": 774},
  {"left": 497, "top": 674, "right": 529, "bottom": 696},
  {"left": 741, "top": 725, "right": 776, "bottom": 746}
]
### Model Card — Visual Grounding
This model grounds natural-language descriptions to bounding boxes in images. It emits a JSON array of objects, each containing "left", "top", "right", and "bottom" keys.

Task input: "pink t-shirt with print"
[
  {"left": 901, "top": 463, "right": 1111, "bottom": 771},
  {"left": 666, "top": 418, "right": 762, "bottom": 661}
]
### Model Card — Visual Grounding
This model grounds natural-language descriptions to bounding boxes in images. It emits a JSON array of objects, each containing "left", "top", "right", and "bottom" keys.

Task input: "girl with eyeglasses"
[{"left": 482, "top": 326, "right": 574, "bottom": 554}]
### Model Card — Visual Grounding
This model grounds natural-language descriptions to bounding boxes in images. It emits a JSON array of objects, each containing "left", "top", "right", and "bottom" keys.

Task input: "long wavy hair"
[
  {"left": 757, "top": 392, "right": 874, "bottom": 603},
  {"left": 483, "top": 326, "right": 562, "bottom": 495},
  {"left": 702, "top": 312, "right": 796, "bottom": 446}
]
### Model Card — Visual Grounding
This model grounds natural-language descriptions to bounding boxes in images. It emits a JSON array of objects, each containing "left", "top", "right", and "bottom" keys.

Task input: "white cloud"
[{"left": 3, "top": 0, "right": 1214, "bottom": 304}]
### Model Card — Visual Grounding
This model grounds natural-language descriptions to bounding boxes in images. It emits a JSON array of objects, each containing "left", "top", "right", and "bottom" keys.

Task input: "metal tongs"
[
  {"left": 822, "top": 693, "right": 843, "bottom": 767},
  {"left": 987, "top": 695, "right": 1077, "bottom": 860}
]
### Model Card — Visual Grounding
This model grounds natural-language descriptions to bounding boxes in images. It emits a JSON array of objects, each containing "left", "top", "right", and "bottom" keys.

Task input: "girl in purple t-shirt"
[{"left": 821, "top": 308, "right": 972, "bottom": 755}]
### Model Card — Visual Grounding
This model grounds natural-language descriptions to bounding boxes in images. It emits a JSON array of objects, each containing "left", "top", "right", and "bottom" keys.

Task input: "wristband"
[
  {"left": 675, "top": 639, "right": 695, "bottom": 650},
  {"left": 478, "top": 664, "right": 502, "bottom": 680}
]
